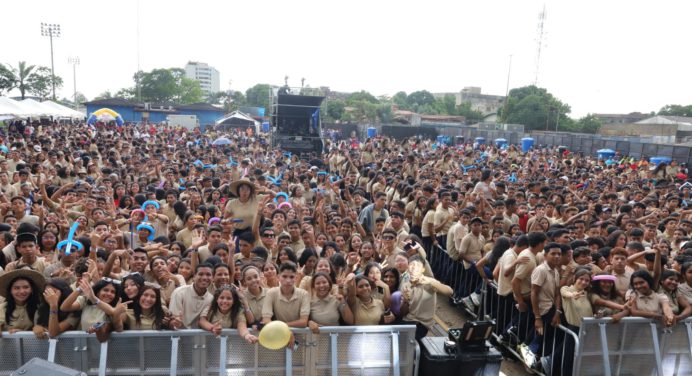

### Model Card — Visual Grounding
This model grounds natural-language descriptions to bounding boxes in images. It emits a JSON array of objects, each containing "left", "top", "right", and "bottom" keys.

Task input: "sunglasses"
[
  {"left": 262, "top": 233, "right": 275, "bottom": 238},
  {"left": 382, "top": 235, "right": 395, "bottom": 240},
  {"left": 102, "top": 277, "right": 122, "bottom": 285}
]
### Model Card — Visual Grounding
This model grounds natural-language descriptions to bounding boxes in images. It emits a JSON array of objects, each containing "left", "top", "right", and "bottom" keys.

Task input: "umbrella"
[{"left": 212, "top": 137, "right": 232, "bottom": 146}]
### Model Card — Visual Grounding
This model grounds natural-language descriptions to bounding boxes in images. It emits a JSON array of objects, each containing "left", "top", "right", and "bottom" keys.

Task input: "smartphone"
[
  {"left": 91, "top": 321, "right": 106, "bottom": 330},
  {"left": 377, "top": 286, "right": 384, "bottom": 295},
  {"left": 231, "top": 218, "right": 243, "bottom": 223}
]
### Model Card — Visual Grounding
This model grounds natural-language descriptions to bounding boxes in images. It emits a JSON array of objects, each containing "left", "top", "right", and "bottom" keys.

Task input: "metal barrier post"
[
  {"left": 47, "top": 338, "right": 58, "bottom": 362},
  {"left": 330, "top": 333, "right": 339, "bottom": 376},
  {"left": 98, "top": 341, "right": 108, "bottom": 376},
  {"left": 649, "top": 322, "right": 664, "bottom": 376},
  {"left": 598, "top": 323, "right": 612, "bottom": 376},
  {"left": 218, "top": 336, "right": 227, "bottom": 376},
  {"left": 391, "top": 331, "right": 400, "bottom": 376},
  {"left": 687, "top": 322, "right": 692, "bottom": 358},
  {"left": 170, "top": 336, "right": 180, "bottom": 376},
  {"left": 285, "top": 346, "right": 293, "bottom": 376}
]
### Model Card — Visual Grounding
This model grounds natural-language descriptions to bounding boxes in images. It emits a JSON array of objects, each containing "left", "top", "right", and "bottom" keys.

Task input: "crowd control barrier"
[
  {"left": 452, "top": 265, "right": 692, "bottom": 376},
  {"left": 574, "top": 317, "right": 692, "bottom": 376},
  {"left": 0, "top": 325, "right": 419, "bottom": 376}
]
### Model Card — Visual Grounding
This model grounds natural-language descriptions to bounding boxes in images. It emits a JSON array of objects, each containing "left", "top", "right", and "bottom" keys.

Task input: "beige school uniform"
[
  {"left": 353, "top": 298, "right": 384, "bottom": 325},
  {"left": 245, "top": 288, "right": 268, "bottom": 322},
  {"left": 560, "top": 285, "right": 594, "bottom": 326},
  {"left": 531, "top": 262, "right": 560, "bottom": 316},
  {"left": 224, "top": 197, "right": 258, "bottom": 231},
  {"left": 169, "top": 284, "right": 214, "bottom": 329},
  {"left": 309, "top": 295, "right": 341, "bottom": 326},
  {"left": 401, "top": 280, "right": 437, "bottom": 329},
  {"left": 626, "top": 290, "right": 669, "bottom": 315},
  {"left": 514, "top": 249, "right": 538, "bottom": 297},
  {"left": 125, "top": 310, "right": 159, "bottom": 330},
  {"left": 261, "top": 287, "right": 310, "bottom": 323},
  {"left": 0, "top": 303, "right": 35, "bottom": 331},
  {"left": 76, "top": 296, "right": 110, "bottom": 331},
  {"left": 497, "top": 248, "right": 518, "bottom": 296}
]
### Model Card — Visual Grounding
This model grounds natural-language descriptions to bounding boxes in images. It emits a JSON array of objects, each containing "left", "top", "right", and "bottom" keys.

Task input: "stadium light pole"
[
  {"left": 68, "top": 57, "right": 80, "bottom": 105},
  {"left": 41, "top": 22, "right": 61, "bottom": 100}
]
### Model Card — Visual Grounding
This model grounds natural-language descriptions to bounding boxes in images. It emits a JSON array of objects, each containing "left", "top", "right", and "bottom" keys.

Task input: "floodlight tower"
[
  {"left": 68, "top": 56, "right": 80, "bottom": 105},
  {"left": 41, "top": 23, "right": 61, "bottom": 100}
]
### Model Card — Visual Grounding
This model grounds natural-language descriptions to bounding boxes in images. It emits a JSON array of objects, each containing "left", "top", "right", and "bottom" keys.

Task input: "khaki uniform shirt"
[
  {"left": 169, "top": 284, "right": 214, "bottom": 329},
  {"left": 261, "top": 287, "right": 310, "bottom": 323},
  {"left": 531, "top": 262, "right": 560, "bottom": 316}
]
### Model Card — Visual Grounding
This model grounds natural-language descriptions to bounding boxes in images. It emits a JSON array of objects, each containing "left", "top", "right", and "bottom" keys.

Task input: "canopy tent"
[
  {"left": 0, "top": 97, "right": 85, "bottom": 118},
  {"left": 21, "top": 98, "right": 59, "bottom": 117},
  {"left": 215, "top": 111, "right": 260, "bottom": 132},
  {"left": 40, "top": 100, "right": 85, "bottom": 119},
  {"left": 0, "top": 97, "right": 33, "bottom": 117}
]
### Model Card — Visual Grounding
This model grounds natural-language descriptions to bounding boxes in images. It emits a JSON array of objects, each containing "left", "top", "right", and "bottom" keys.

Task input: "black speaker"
[{"left": 11, "top": 358, "right": 85, "bottom": 376}]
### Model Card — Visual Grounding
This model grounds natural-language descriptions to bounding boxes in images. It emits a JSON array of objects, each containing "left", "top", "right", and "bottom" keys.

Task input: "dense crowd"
[{"left": 0, "top": 121, "right": 691, "bottom": 372}]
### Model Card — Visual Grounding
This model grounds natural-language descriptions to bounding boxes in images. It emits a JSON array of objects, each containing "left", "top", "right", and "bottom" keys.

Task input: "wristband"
[
  {"left": 95, "top": 298, "right": 101, "bottom": 305},
  {"left": 76, "top": 287, "right": 83, "bottom": 293},
  {"left": 244, "top": 307, "right": 252, "bottom": 313},
  {"left": 49, "top": 310, "right": 58, "bottom": 315}
]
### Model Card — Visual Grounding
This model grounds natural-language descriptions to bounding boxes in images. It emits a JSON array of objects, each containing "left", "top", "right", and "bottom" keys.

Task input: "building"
[
  {"left": 594, "top": 112, "right": 648, "bottom": 125},
  {"left": 433, "top": 87, "right": 505, "bottom": 116},
  {"left": 184, "top": 62, "right": 220, "bottom": 97},
  {"left": 83, "top": 98, "right": 224, "bottom": 130},
  {"left": 599, "top": 115, "right": 692, "bottom": 144}
]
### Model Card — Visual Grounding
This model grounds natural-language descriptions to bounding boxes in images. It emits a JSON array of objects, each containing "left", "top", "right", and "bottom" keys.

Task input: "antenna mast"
[{"left": 534, "top": 5, "right": 547, "bottom": 86}]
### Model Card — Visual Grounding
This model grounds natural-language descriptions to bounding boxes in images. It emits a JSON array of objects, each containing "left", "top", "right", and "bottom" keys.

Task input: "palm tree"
[{"left": 12, "top": 61, "right": 36, "bottom": 99}]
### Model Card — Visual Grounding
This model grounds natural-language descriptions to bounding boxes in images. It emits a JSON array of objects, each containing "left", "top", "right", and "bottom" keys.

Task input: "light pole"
[
  {"left": 40, "top": 23, "right": 61, "bottom": 100},
  {"left": 68, "top": 57, "right": 79, "bottom": 106}
]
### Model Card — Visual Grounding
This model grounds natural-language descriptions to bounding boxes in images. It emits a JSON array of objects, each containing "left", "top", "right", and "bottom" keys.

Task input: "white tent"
[
  {"left": 40, "top": 100, "right": 85, "bottom": 119},
  {"left": 21, "top": 98, "right": 59, "bottom": 117},
  {"left": 0, "top": 97, "right": 31, "bottom": 117}
]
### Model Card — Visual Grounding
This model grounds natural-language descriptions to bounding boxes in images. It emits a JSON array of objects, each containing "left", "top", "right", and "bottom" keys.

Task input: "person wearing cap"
[
  {"left": 5, "top": 233, "right": 46, "bottom": 274},
  {"left": 0, "top": 268, "right": 47, "bottom": 335},
  {"left": 224, "top": 178, "right": 262, "bottom": 235}
]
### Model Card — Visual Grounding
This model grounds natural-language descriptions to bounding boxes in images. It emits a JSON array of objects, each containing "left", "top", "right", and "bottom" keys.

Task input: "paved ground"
[{"left": 432, "top": 297, "right": 532, "bottom": 376}]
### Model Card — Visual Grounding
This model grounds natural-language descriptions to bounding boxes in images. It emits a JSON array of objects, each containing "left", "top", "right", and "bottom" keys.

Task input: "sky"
[{"left": 1, "top": 0, "right": 690, "bottom": 117}]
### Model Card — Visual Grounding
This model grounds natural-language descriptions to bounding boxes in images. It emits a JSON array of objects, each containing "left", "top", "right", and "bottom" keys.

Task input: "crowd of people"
[{"left": 0, "top": 121, "right": 691, "bottom": 374}]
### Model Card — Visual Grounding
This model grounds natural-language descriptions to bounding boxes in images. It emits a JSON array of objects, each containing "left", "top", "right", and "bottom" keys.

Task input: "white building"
[{"left": 184, "top": 62, "right": 220, "bottom": 97}]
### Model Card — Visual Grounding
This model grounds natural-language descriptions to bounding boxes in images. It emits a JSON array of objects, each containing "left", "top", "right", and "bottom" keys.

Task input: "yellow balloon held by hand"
[{"left": 258, "top": 321, "right": 291, "bottom": 350}]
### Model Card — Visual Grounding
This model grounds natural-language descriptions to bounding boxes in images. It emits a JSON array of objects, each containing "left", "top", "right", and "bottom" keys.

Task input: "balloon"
[
  {"left": 390, "top": 291, "right": 403, "bottom": 315},
  {"left": 258, "top": 321, "right": 291, "bottom": 350}
]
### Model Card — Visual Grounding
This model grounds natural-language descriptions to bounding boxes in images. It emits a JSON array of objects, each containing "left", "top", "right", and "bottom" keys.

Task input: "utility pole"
[
  {"left": 502, "top": 54, "right": 512, "bottom": 123},
  {"left": 534, "top": 5, "right": 547, "bottom": 86},
  {"left": 40, "top": 23, "right": 61, "bottom": 100},
  {"left": 68, "top": 57, "right": 79, "bottom": 106}
]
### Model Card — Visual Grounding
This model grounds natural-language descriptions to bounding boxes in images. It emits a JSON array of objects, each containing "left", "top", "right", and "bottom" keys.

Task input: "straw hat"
[
  {"left": 0, "top": 269, "right": 46, "bottom": 298},
  {"left": 229, "top": 178, "right": 255, "bottom": 197}
]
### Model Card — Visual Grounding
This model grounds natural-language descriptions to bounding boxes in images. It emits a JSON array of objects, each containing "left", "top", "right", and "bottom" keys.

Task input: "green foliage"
[
  {"left": 94, "top": 90, "right": 113, "bottom": 100},
  {"left": 406, "top": 90, "right": 436, "bottom": 112},
  {"left": 245, "top": 84, "right": 271, "bottom": 110},
  {"left": 392, "top": 91, "right": 408, "bottom": 108},
  {"left": 574, "top": 114, "right": 602, "bottom": 134},
  {"left": 658, "top": 104, "right": 692, "bottom": 117},
  {"left": 347, "top": 90, "right": 379, "bottom": 105},
  {"left": 325, "top": 98, "right": 346, "bottom": 121},
  {"left": 500, "top": 85, "right": 571, "bottom": 131},
  {"left": 26, "top": 66, "right": 63, "bottom": 100},
  {"left": 456, "top": 102, "right": 484, "bottom": 123},
  {"left": 0, "top": 63, "right": 17, "bottom": 95},
  {"left": 122, "top": 68, "right": 203, "bottom": 104}
]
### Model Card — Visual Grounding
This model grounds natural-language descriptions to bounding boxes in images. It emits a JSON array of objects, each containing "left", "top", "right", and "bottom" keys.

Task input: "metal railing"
[
  {"left": 0, "top": 325, "right": 419, "bottom": 376},
  {"left": 436, "top": 246, "right": 692, "bottom": 376}
]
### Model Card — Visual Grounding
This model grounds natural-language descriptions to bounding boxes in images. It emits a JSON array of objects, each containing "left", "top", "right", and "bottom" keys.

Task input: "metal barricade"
[
  {"left": 574, "top": 317, "right": 692, "bottom": 376},
  {"left": 0, "top": 325, "right": 419, "bottom": 376}
]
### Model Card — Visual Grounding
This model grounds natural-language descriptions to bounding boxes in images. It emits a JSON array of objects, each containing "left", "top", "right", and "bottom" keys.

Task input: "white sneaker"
[
  {"left": 470, "top": 292, "right": 481, "bottom": 306},
  {"left": 462, "top": 297, "right": 476, "bottom": 312},
  {"left": 518, "top": 344, "right": 537, "bottom": 369}
]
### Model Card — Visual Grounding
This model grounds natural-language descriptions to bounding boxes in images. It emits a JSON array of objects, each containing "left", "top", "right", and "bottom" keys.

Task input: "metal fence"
[
  {"left": 0, "top": 326, "right": 419, "bottom": 376},
  {"left": 364, "top": 123, "right": 692, "bottom": 165}
]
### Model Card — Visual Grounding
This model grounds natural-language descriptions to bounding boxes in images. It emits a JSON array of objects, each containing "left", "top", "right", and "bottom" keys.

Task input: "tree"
[
  {"left": 658, "top": 104, "right": 692, "bottom": 117},
  {"left": 139, "top": 68, "right": 178, "bottom": 102},
  {"left": 347, "top": 90, "right": 379, "bottom": 105},
  {"left": 9, "top": 61, "right": 36, "bottom": 99},
  {"left": 245, "top": 84, "right": 271, "bottom": 110},
  {"left": 456, "top": 102, "right": 484, "bottom": 124},
  {"left": 499, "top": 85, "right": 571, "bottom": 131},
  {"left": 115, "top": 87, "right": 136, "bottom": 100},
  {"left": 325, "top": 98, "right": 346, "bottom": 122},
  {"left": 392, "top": 91, "right": 408, "bottom": 109},
  {"left": 94, "top": 90, "right": 114, "bottom": 100},
  {"left": 406, "top": 90, "right": 436, "bottom": 112},
  {"left": 27, "top": 67, "right": 63, "bottom": 100},
  {"left": 0, "top": 63, "right": 17, "bottom": 95},
  {"left": 574, "top": 114, "right": 602, "bottom": 134}
]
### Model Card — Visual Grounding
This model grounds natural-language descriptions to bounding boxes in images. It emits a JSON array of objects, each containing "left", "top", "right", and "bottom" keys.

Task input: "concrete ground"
[{"left": 432, "top": 297, "right": 532, "bottom": 376}]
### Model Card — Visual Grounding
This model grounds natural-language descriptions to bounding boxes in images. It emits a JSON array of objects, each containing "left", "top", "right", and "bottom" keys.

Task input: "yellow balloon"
[{"left": 258, "top": 321, "right": 291, "bottom": 350}]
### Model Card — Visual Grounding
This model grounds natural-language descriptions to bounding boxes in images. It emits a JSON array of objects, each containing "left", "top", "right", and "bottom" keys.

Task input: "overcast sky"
[{"left": 1, "top": 0, "right": 690, "bottom": 117}]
